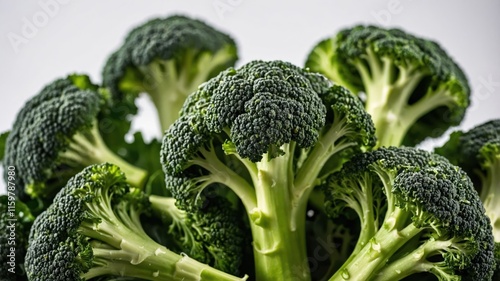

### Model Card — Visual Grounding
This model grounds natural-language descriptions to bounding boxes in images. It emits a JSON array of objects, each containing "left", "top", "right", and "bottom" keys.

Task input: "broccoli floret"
[
  {"left": 436, "top": 119, "right": 500, "bottom": 241},
  {"left": 306, "top": 25, "right": 470, "bottom": 147},
  {"left": 102, "top": 15, "right": 238, "bottom": 132},
  {"left": 322, "top": 147, "right": 496, "bottom": 280},
  {"left": 148, "top": 195, "right": 245, "bottom": 275},
  {"left": 25, "top": 163, "right": 247, "bottom": 281},
  {"left": 161, "top": 60, "right": 376, "bottom": 281},
  {"left": 2, "top": 75, "right": 148, "bottom": 201},
  {"left": 436, "top": 119, "right": 500, "bottom": 277},
  {"left": 0, "top": 195, "right": 34, "bottom": 281}
]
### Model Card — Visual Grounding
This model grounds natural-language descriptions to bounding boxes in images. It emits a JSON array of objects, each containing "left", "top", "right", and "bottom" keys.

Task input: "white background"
[{"left": 1, "top": 0, "right": 499, "bottom": 193}]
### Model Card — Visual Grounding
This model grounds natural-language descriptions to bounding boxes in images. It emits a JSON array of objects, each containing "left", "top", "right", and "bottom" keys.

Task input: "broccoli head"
[
  {"left": 102, "top": 15, "right": 238, "bottom": 132},
  {"left": 306, "top": 25, "right": 470, "bottom": 147},
  {"left": 436, "top": 119, "right": 500, "bottom": 276},
  {"left": 323, "top": 147, "right": 496, "bottom": 281},
  {"left": 2, "top": 75, "right": 148, "bottom": 201},
  {"left": 25, "top": 163, "right": 247, "bottom": 281},
  {"left": 161, "top": 60, "right": 376, "bottom": 281}
]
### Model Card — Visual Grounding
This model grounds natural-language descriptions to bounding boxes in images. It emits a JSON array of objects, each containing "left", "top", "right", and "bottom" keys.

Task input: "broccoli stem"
[
  {"left": 60, "top": 122, "right": 148, "bottom": 188},
  {"left": 250, "top": 150, "right": 311, "bottom": 281},
  {"left": 85, "top": 245, "right": 245, "bottom": 280},
  {"left": 142, "top": 47, "right": 236, "bottom": 132},
  {"left": 354, "top": 48, "right": 430, "bottom": 147},
  {"left": 371, "top": 238, "right": 459, "bottom": 281},
  {"left": 329, "top": 209, "right": 421, "bottom": 281},
  {"left": 80, "top": 203, "right": 245, "bottom": 281},
  {"left": 479, "top": 155, "right": 500, "bottom": 241}
]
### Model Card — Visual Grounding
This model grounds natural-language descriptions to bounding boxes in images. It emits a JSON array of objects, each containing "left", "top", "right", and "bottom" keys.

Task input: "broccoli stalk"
[
  {"left": 103, "top": 15, "right": 238, "bottom": 132},
  {"left": 306, "top": 25, "right": 470, "bottom": 147},
  {"left": 162, "top": 60, "right": 376, "bottom": 281},
  {"left": 323, "top": 147, "right": 496, "bottom": 281},
  {"left": 353, "top": 50, "right": 460, "bottom": 147},
  {"left": 58, "top": 121, "right": 146, "bottom": 189},
  {"left": 25, "top": 163, "right": 247, "bottom": 281}
]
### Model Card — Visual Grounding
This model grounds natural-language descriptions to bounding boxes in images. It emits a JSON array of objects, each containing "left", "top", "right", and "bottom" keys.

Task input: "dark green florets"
[
  {"left": 25, "top": 163, "right": 130, "bottom": 281},
  {"left": 2, "top": 75, "right": 101, "bottom": 199},
  {"left": 323, "top": 147, "right": 496, "bottom": 280},
  {"left": 321, "top": 84, "right": 376, "bottom": 149},
  {"left": 200, "top": 60, "right": 327, "bottom": 162},
  {"left": 3, "top": 75, "right": 148, "bottom": 202},
  {"left": 436, "top": 119, "right": 500, "bottom": 174}
]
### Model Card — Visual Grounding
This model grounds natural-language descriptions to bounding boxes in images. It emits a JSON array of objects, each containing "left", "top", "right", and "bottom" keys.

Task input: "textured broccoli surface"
[
  {"left": 2, "top": 75, "right": 148, "bottom": 202},
  {"left": 25, "top": 163, "right": 246, "bottom": 281},
  {"left": 322, "top": 147, "right": 496, "bottom": 281},
  {"left": 436, "top": 119, "right": 500, "bottom": 277},
  {"left": 102, "top": 15, "right": 238, "bottom": 132},
  {"left": 161, "top": 60, "right": 376, "bottom": 281},
  {"left": 306, "top": 25, "right": 470, "bottom": 147}
]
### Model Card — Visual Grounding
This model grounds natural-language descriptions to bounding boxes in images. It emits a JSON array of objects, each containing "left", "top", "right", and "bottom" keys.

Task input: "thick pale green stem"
[
  {"left": 85, "top": 244, "right": 246, "bottom": 281},
  {"left": 60, "top": 123, "right": 148, "bottom": 188},
  {"left": 372, "top": 239, "right": 456, "bottom": 281},
  {"left": 191, "top": 148, "right": 257, "bottom": 212},
  {"left": 355, "top": 49, "right": 428, "bottom": 147},
  {"left": 141, "top": 47, "right": 236, "bottom": 132},
  {"left": 329, "top": 210, "right": 421, "bottom": 281},
  {"left": 250, "top": 151, "right": 311, "bottom": 281}
]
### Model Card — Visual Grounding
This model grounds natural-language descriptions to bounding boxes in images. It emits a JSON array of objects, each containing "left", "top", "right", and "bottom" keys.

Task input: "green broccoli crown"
[
  {"left": 3, "top": 75, "right": 102, "bottom": 199},
  {"left": 25, "top": 163, "right": 132, "bottom": 280},
  {"left": 437, "top": 119, "right": 500, "bottom": 173},
  {"left": 102, "top": 15, "right": 238, "bottom": 131},
  {"left": 306, "top": 25, "right": 470, "bottom": 147},
  {"left": 0, "top": 196, "right": 35, "bottom": 281},
  {"left": 323, "top": 147, "right": 496, "bottom": 280},
  {"left": 164, "top": 60, "right": 328, "bottom": 167}
]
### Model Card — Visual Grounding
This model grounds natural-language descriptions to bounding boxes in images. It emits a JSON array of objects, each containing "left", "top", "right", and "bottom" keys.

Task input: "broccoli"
[
  {"left": 161, "top": 60, "right": 376, "bottom": 281},
  {"left": 102, "top": 15, "right": 238, "bottom": 132},
  {"left": 435, "top": 119, "right": 500, "bottom": 277},
  {"left": 0, "top": 195, "right": 34, "bottom": 281},
  {"left": 148, "top": 195, "right": 246, "bottom": 275},
  {"left": 2, "top": 74, "right": 148, "bottom": 201},
  {"left": 305, "top": 25, "right": 470, "bottom": 147},
  {"left": 322, "top": 147, "right": 496, "bottom": 280},
  {"left": 25, "top": 163, "right": 247, "bottom": 281}
]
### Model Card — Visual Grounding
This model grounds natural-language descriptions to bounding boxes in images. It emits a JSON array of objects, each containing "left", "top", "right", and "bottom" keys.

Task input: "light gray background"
[{"left": 1, "top": 0, "right": 499, "bottom": 193}]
